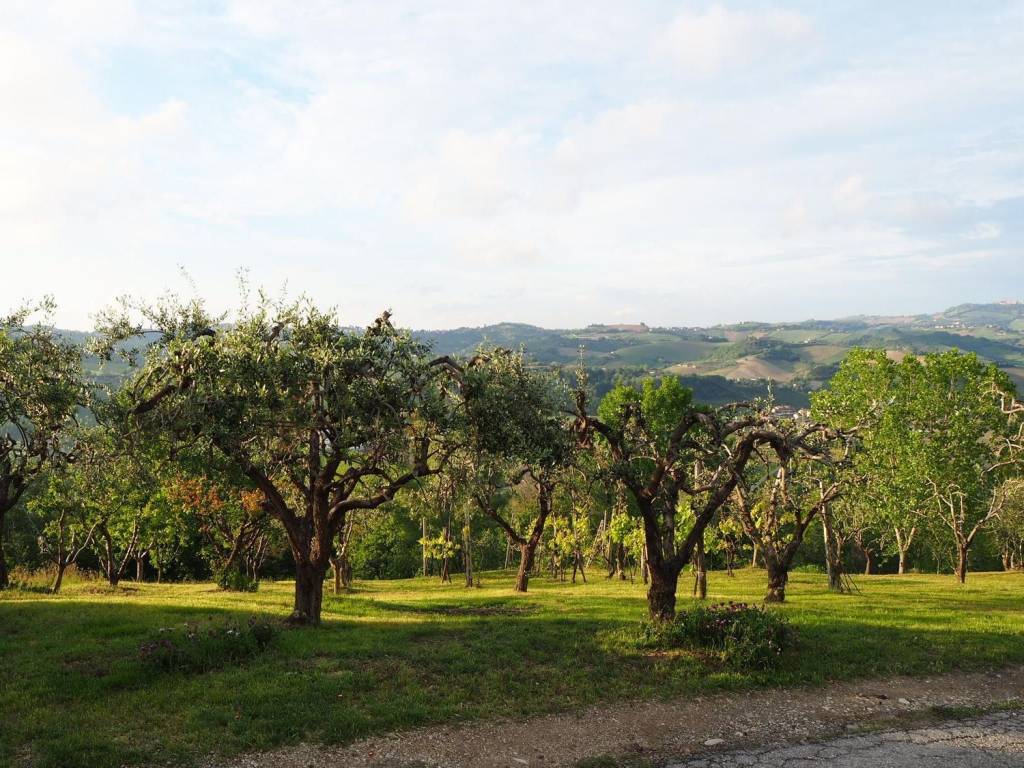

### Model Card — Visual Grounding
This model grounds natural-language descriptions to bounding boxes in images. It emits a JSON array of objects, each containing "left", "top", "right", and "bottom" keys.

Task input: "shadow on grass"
[
  {"left": 1, "top": 589, "right": 1023, "bottom": 768},
  {"left": 367, "top": 598, "right": 540, "bottom": 616}
]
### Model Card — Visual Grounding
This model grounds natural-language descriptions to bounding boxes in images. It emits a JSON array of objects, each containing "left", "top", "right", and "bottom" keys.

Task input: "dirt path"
[{"left": 218, "top": 666, "right": 1024, "bottom": 768}]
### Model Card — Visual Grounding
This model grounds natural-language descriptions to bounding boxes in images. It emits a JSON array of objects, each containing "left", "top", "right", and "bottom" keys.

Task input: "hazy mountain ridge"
[
  {"left": 56, "top": 301, "right": 1024, "bottom": 407},
  {"left": 416, "top": 301, "right": 1024, "bottom": 401}
]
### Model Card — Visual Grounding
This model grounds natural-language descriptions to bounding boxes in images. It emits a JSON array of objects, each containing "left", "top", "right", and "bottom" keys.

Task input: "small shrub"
[
  {"left": 217, "top": 568, "right": 259, "bottom": 592},
  {"left": 139, "top": 617, "right": 279, "bottom": 674},
  {"left": 791, "top": 563, "right": 825, "bottom": 573},
  {"left": 637, "top": 602, "right": 795, "bottom": 670}
]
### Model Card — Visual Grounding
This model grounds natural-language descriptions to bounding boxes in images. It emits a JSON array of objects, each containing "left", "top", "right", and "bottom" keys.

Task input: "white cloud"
[
  {"left": 1, "top": 2, "right": 1022, "bottom": 328},
  {"left": 967, "top": 221, "right": 1002, "bottom": 240},
  {"left": 659, "top": 4, "right": 813, "bottom": 75},
  {"left": 833, "top": 174, "right": 869, "bottom": 215},
  {"left": 406, "top": 130, "right": 539, "bottom": 220}
]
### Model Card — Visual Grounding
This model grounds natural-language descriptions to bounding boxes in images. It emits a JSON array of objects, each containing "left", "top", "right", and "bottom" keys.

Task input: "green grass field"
[{"left": 2, "top": 569, "right": 1022, "bottom": 768}]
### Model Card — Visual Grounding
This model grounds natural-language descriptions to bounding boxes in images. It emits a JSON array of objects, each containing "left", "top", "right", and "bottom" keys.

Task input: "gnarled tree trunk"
[
  {"left": 764, "top": 560, "right": 788, "bottom": 603},
  {"left": 422, "top": 517, "right": 429, "bottom": 577},
  {"left": 894, "top": 525, "right": 916, "bottom": 575},
  {"left": 0, "top": 515, "right": 8, "bottom": 590},
  {"left": 647, "top": 560, "right": 681, "bottom": 621},
  {"left": 51, "top": 562, "right": 67, "bottom": 594},
  {"left": 821, "top": 507, "right": 844, "bottom": 592},
  {"left": 463, "top": 515, "right": 474, "bottom": 588},
  {"left": 514, "top": 543, "right": 533, "bottom": 592},
  {"left": 514, "top": 483, "right": 553, "bottom": 592},
  {"left": 692, "top": 534, "right": 707, "bottom": 600},
  {"left": 956, "top": 542, "right": 969, "bottom": 584},
  {"left": 331, "top": 517, "right": 355, "bottom": 594},
  {"left": 638, "top": 497, "right": 690, "bottom": 621},
  {"left": 281, "top": 509, "right": 334, "bottom": 625},
  {"left": 292, "top": 558, "right": 327, "bottom": 624}
]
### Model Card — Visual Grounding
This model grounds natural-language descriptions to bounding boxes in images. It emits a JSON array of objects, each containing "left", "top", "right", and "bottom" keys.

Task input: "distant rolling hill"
[
  {"left": 416, "top": 301, "right": 1024, "bottom": 405},
  {"left": 67, "top": 301, "right": 1024, "bottom": 408}
]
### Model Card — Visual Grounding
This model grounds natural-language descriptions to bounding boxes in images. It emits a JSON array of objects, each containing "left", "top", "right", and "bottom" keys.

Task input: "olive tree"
[
  {"left": 463, "top": 349, "right": 575, "bottom": 593},
  {"left": 0, "top": 300, "right": 86, "bottom": 587},
  {"left": 731, "top": 435, "right": 846, "bottom": 602},
  {"left": 101, "top": 296, "right": 464, "bottom": 624},
  {"left": 577, "top": 377, "right": 835, "bottom": 620}
]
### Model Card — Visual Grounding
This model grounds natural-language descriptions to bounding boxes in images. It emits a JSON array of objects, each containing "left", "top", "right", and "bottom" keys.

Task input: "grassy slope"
[{"left": 2, "top": 570, "right": 1023, "bottom": 768}]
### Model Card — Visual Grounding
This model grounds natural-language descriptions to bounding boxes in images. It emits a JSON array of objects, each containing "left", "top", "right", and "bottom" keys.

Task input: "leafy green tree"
[
  {"left": 161, "top": 470, "right": 270, "bottom": 589},
  {"left": 579, "top": 377, "right": 834, "bottom": 620},
  {"left": 140, "top": 487, "right": 193, "bottom": 584},
  {"left": 26, "top": 468, "right": 99, "bottom": 593},
  {"left": 815, "top": 349, "right": 1021, "bottom": 582},
  {"left": 899, "top": 352, "right": 1018, "bottom": 582},
  {"left": 712, "top": 504, "right": 746, "bottom": 577},
  {"left": 464, "top": 349, "right": 575, "bottom": 592},
  {"left": 731, "top": 437, "right": 846, "bottom": 602},
  {"left": 991, "top": 478, "right": 1024, "bottom": 570},
  {"left": 606, "top": 503, "right": 644, "bottom": 579},
  {"left": 100, "top": 296, "right": 464, "bottom": 623},
  {"left": 561, "top": 462, "right": 605, "bottom": 583},
  {"left": 87, "top": 438, "right": 156, "bottom": 587},
  {"left": 349, "top": 507, "right": 422, "bottom": 580},
  {"left": 819, "top": 492, "right": 872, "bottom": 588},
  {"left": 27, "top": 429, "right": 154, "bottom": 588},
  {"left": 410, "top": 462, "right": 472, "bottom": 584},
  {"left": 546, "top": 488, "right": 592, "bottom": 583},
  {"left": 812, "top": 349, "right": 927, "bottom": 574},
  {"left": 677, "top": 496, "right": 734, "bottom": 597},
  {"left": 331, "top": 515, "right": 356, "bottom": 592},
  {"left": 0, "top": 300, "right": 87, "bottom": 587}
]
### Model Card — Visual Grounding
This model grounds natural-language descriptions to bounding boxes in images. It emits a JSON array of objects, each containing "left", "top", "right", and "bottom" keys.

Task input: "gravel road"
[
  {"left": 670, "top": 709, "right": 1024, "bottom": 767},
  {"left": 217, "top": 666, "right": 1024, "bottom": 767}
]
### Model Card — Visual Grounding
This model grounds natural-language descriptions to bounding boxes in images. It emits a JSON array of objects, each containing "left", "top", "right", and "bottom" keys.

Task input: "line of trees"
[{"left": 2, "top": 295, "right": 1022, "bottom": 626}]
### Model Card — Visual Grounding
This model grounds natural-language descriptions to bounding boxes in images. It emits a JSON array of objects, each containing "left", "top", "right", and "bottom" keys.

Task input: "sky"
[{"left": 2, "top": 1, "right": 1023, "bottom": 331}]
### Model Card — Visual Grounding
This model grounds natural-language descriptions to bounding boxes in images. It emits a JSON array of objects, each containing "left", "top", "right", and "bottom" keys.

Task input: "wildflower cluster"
[
  {"left": 139, "top": 617, "right": 278, "bottom": 673},
  {"left": 637, "top": 602, "right": 795, "bottom": 670}
]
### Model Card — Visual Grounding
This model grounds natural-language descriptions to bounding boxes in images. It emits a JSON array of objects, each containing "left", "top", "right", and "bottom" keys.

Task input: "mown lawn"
[{"left": 1, "top": 568, "right": 1022, "bottom": 767}]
